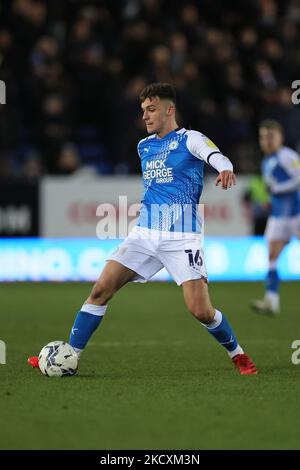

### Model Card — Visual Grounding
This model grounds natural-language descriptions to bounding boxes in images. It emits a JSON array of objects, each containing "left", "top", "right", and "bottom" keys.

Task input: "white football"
[{"left": 38, "top": 341, "right": 78, "bottom": 377}]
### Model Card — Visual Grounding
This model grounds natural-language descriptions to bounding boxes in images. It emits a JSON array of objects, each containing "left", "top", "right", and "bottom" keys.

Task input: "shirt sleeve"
[{"left": 186, "top": 130, "right": 233, "bottom": 173}]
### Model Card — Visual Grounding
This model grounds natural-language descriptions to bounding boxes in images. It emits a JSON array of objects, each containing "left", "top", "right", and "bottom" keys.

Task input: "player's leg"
[
  {"left": 265, "top": 239, "right": 287, "bottom": 310},
  {"left": 159, "top": 243, "right": 245, "bottom": 361},
  {"left": 182, "top": 279, "right": 243, "bottom": 358},
  {"left": 251, "top": 239, "right": 288, "bottom": 315},
  {"left": 28, "top": 232, "right": 164, "bottom": 368},
  {"left": 251, "top": 216, "right": 289, "bottom": 315},
  {"left": 251, "top": 217, "right": 292, "bottom": 314},
  {"left": 69, "top": 231, "right": 164, "bottom": 358},
  {"left": 69, "top": 261, "right": 137, "bottom": 357},
  {"left": 182, "top": 279, "right": 257, "bottom": 374},
  {"left": 28, "top": 260, "right": 136, "bottom": 368}
]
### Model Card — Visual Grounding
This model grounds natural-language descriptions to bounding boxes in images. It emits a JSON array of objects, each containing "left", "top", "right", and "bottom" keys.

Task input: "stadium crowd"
[{"left": 0, "top": 0, "right": 300, "bottom": 178}]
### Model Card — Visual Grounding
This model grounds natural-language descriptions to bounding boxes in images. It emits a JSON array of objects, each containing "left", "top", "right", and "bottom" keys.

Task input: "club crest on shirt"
[{"left": 169, "top": 140, "right": 179, "bottom": 151}]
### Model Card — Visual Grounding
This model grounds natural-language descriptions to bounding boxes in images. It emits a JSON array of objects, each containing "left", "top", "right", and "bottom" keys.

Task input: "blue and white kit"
[
  {"left": 262, "top": 146, "right": 300, "bottom": 241},
  {"left": 108, "top": 128, "right": 233, "bottom": 285}
]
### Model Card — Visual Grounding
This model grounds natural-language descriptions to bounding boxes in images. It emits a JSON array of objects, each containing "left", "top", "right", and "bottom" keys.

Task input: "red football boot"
[
  {"left": 28, "top": 356, "right": 39, "bottom": 368},
  {"left": 232, "top": 353, "right": 258, "bottom": 375}
]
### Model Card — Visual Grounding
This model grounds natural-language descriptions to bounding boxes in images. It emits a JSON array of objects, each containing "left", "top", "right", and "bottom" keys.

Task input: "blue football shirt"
[{"left": 137, "top": 127, "right": 225, "bottom": 233}]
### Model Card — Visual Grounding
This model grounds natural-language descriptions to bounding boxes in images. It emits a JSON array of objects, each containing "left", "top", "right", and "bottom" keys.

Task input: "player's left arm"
[
  {"left": 215, "top": 169, "right": 237, "bottom": 190},
  {"left": 186, "top": 131, "right": 236, "bottom": 190}
]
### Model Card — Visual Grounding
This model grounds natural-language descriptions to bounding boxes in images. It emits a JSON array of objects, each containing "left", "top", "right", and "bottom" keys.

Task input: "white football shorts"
[
  {"left": 265, "top": 215, "right": 300, "bottom": 242},
  {"left": 107, "top": 226, "right": 207, "bottom": 286}
]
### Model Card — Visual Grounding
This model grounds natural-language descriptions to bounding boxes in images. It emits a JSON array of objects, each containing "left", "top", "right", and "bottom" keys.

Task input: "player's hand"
[{"left": 215, "top": 171, "right": 237, "bottom": 190}]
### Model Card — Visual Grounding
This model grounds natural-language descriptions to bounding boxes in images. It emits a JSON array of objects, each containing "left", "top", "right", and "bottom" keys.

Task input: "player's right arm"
[{"left": 186, "top": 130, "right": 236, "bottom": 190}]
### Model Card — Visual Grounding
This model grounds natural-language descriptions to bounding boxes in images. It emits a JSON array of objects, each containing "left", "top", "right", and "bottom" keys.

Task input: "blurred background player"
[{"left": 251, "top": 119, "right": 300, "bottom": 315}]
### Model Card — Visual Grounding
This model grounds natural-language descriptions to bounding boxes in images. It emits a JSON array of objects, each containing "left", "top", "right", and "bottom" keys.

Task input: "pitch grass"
[{"left": 0, "top": 281, "right": 300, "bottom": 450}]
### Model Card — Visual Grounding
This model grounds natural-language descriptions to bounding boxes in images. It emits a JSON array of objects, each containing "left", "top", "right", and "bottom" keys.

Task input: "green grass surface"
[{"left": 0, "top": 281, "right": 299, "bottom": 450}]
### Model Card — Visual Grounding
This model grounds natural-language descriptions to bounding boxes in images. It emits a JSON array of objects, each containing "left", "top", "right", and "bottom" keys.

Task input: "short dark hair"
[
  {"left": 259, "top": 119, "right": 284, "bottom": 134},
  {"left": 139, "top": 82, "right": 176, "bottom": 104}
]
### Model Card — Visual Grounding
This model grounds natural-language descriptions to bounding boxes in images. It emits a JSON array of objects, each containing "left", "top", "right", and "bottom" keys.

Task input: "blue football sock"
[
  {"left": 202, "top": 309, "right": 243, "bottom": 358},
  {"left": 266, "top": 268, "right": 279, "bottom": 294},
  {"left": 69, "top": 304, "right": 107, "bottom": 351}
]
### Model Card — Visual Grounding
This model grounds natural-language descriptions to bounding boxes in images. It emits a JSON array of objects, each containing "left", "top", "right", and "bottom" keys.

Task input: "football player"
[
  {"left": 251, "top": 119, "right": 300, "bottom": 315},
  {"left": 29, "top": 83, "right": 257, "bottom": 374}
]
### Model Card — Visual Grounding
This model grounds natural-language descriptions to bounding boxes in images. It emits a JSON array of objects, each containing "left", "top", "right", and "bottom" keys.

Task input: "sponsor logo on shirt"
[
  {"left": 205, "top": 138, "right": 218, "bottom": 149},
  {"left": 143, "top": 159, "right": 173, "bottom": 184}
]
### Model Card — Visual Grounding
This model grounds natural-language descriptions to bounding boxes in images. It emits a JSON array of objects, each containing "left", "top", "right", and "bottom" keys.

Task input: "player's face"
[
  {"left": 141, "top": 97, "right": 174, "bottom": 134},
  {"left": 259, "top": 128, "right": 283, "bottom": 155}
]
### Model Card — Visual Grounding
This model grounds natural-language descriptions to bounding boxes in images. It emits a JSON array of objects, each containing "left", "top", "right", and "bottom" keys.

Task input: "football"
[{"left": 38, "top": 341, "right": 78, "bottom": 377}]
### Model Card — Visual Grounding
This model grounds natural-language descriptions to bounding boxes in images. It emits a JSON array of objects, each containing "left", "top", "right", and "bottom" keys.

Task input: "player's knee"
[
  {"left": 88, "top": 281, "right": 115, "bottom": 305},
  {"left": 269, "top": 251, "right": 278, "bottom": 262},
  {"left": 188, "top": 303, "right": 214, "bottom": 323}
]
